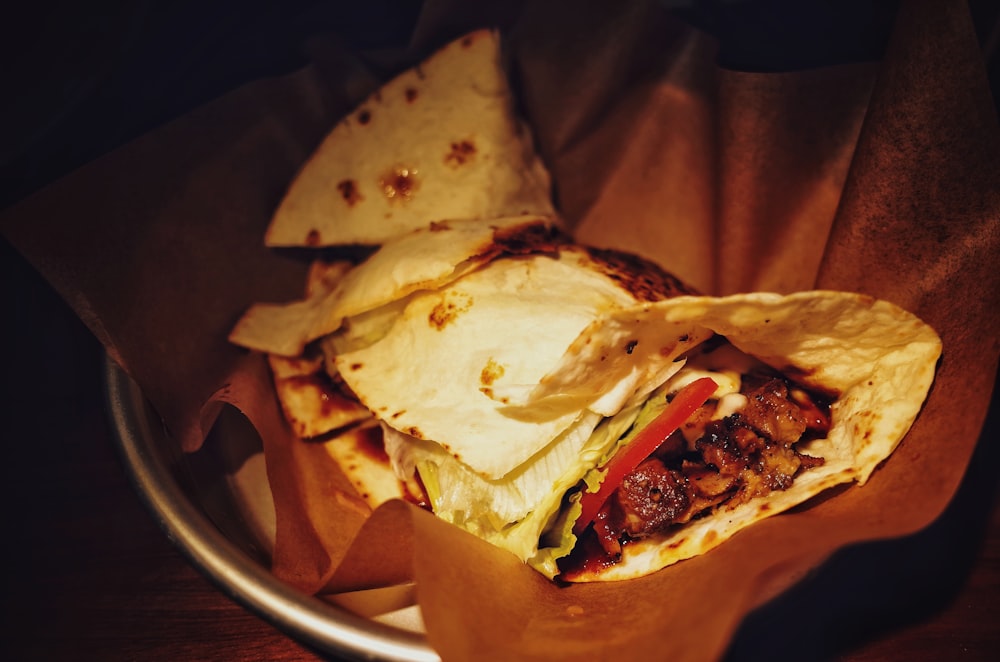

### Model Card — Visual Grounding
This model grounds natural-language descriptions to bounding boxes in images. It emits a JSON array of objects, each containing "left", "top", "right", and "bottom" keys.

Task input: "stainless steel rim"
[{"left": 103, "top": 356, "right": 439, "bottom": 662}]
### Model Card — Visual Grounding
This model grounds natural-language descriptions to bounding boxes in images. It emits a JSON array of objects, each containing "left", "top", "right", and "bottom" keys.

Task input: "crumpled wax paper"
[{"left": 2, "top": 0, "right": 998, "bottom": 660}]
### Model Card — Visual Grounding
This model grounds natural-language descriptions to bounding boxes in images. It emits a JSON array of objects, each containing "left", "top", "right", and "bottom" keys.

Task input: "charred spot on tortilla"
[
  {"left": 267, "top": 353, "right": 369, "bottom": 439},
  {"left": 306, "top": 229, "right": 322, "bottom": 246},
  {"left": 379, "top": 166, "right": 419, "bottom": 202},
  {"left": 581, "top": 247, "right": 700, "bottom": 301},
  {"left": 445, "top": 140, "right": 477, "bottom": 167},
  {"left": 429, "top": 220, "right": 451, "bottom": 232},
  {"left": 625, "top": 340, "right": 638, "bottom": 355},
  {"left": 428, "top": 291, "right": 473, "bottom": 330},
  {"left": 405, "top": 87, "right": 419, "bottom": 103},
  {"left": 457, "top": 218, "right": 571, "bottom": 274},
  {"left": 337, "top": 179, "right": 363, "bottom": 207},
  {"left": 480, "top": 358, "right": 505, "bottom": 386},
  {"left": 485, "top": 220, "right": 571, "bottom": 259},
  {"left": 357, "top": 108, "right": 372, "bottom": 125}
]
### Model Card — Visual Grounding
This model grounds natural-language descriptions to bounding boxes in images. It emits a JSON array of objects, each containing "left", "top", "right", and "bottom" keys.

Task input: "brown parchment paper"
[{"left": 3, "top": 0, "right": 999, "bottom": 660}]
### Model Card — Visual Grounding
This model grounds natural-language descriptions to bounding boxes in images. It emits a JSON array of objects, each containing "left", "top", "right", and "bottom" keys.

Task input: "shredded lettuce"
[
  {"left": 380, "top": 356, "right": 741, "bottom": 578},
  {"left": 378, "top": 402, "right": 647, "bottom": 578},
  {"left": 526, "top": 383, "right": 678, "bottom": 575},
  {"left": 385, "top": 412, "right": 600, "bottom": 522}
]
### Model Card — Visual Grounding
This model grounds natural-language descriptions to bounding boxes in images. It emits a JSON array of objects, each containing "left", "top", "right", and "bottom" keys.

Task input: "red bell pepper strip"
[{"left": 572, "top": 376, "right": 718, "bottom": 536}]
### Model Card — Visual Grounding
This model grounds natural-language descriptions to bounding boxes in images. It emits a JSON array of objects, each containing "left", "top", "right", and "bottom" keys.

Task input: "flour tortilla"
[
  {"left": 334, "top": 249, "right": 667, "bottom": 480},
  {"left": 546, "top": 292, "right": 942, "bottom": 581},
  {"left": 264, "top": 29, "right": 555, "bottom": 247},
  {"left": 267, "top": 353, "right": 369, "bottom": 439},
  {"left": 241, "top": 228, "right": 939, "bottom": 581},
  {"left": 332, "top": 278, "right": 940, "bottom": 581},
  {"left": 322, "top": 423, "right": 426, "bottom": 510},
  {"left": 229, "top": 215, "right": 566, "bottom": 357}
]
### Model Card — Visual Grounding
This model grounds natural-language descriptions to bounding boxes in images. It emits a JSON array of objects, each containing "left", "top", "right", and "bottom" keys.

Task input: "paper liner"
[{"left": 3, "top": 0, "right": 998, "bottom": 660}]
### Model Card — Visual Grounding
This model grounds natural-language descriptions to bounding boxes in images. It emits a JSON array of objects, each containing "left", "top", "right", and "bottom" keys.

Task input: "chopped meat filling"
[{"left": 592, "top": 376, "right": 828, "bottom": 558}]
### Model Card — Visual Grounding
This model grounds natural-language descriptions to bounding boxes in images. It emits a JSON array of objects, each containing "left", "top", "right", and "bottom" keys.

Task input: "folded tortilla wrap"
[
  {"left": 263, "top": 29, "right": 555, "bottom": 248},
  {"left": 230, "top": 217, "right": 941, "bottom": 582}
]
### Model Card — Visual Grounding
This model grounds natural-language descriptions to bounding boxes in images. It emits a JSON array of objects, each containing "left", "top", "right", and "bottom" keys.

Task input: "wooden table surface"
[{"left": 2, "top": 233, "right": 998, "bottom": 661}]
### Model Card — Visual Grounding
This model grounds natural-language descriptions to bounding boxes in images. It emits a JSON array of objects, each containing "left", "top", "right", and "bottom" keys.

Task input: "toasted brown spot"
[
  {"left": 391, "top": 410, "right": 406, "bottom": 419},
  {"left": 350, "top": 363, "right": 363, "bottom": 371},
  {"left": 306, "top": 229, "right": 321, "bottom": 246},
  {"left": 580, "top": 247, "right": 698, "bottom": 301},
  {"left": 469, "top": 221, "right": 571, "bottom": 267},
  {"left": 444, "top": 139, "right": 477, "bottom": 167},
  {"left": 337, "top": 179, "right": 363, "bottom": 207},
  {"left": 461, "top": 35, "right": 474, "bottom": 47},
  {"left": 268, "top": 355, "right": 371, "bottom": 439},
  {"left": 625, "top": 340, "right": 638, "bottom": 355},
  {"left": 405, "top": 87, "right": 419, "bottom": 103},
  {"left": 492, "top": 221, "right": 569, "bottom": 256},
  {"left": 358, "top": 109, "right": 372, "bottom": 124},
  {"left": 429, "top": 220, "right": 451, "bottom": 232},
  {"left": 379, "top": 166, "right": 420, "bottom": 202},
  {"left": 480, "top": 358, "right": 505, "bottom": 386},
  {"left": 428, "top": 292, "right": 473, "bottom": 330},
  {"left": 758, "top": 502, "right": 772, "bottom": 513},
  {"left": 702, "top": 530, "right": 718, "bottom": 545},
  {"left": 406, "top": 426, "right": 423, "bottom": 439}
]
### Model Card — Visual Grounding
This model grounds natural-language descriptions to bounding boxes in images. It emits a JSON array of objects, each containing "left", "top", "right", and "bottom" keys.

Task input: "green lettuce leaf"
[{"left": 383, "top": 402, "right": 646, "bottom": 578}]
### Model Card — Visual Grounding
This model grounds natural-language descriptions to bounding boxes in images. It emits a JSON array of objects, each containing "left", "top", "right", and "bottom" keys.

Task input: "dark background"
[
  {"left": 2, "top": 1, "right": 998, "bottom": 660},
  {"left": 3, "top": 0, "right": 998, "bottom": 211}
]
